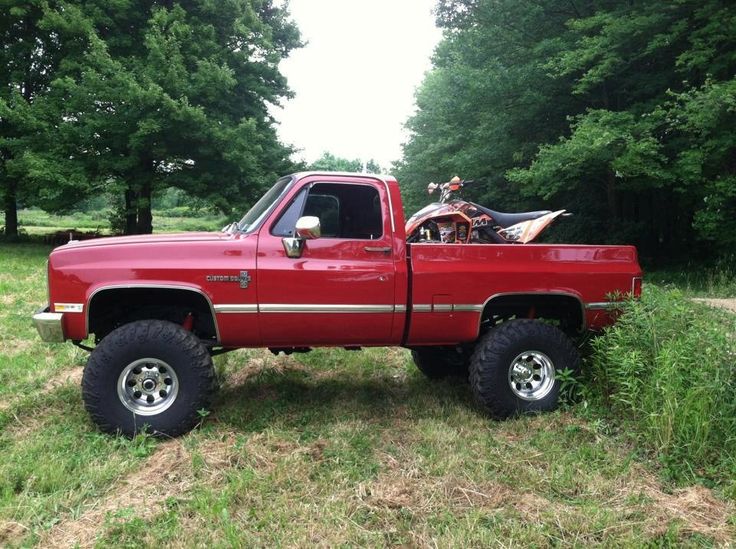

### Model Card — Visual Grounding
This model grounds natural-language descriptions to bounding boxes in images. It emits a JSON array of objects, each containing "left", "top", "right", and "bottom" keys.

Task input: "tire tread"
[
  {"left": 82, "top": 320, "right": 216, "bottom": 437},
  {"left": 469, "top": 319, "right": 579, "bottom": 418}
]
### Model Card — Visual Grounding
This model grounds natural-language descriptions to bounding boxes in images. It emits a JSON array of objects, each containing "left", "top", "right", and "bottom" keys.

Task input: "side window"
[
  {"left": 271, "top": 188, "right": 307, "bottom": 236},
  {"left": 303, "top": 194, "right": 340, "bottom": 237},
  {"left": 271, "top": 182, "right": 383, "bottom": 240}
]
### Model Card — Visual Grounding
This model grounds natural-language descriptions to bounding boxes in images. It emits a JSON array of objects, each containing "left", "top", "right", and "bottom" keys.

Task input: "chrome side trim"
[
  {"left": 411, "top": 304, "right": 484, "bottom": 313},
  {"left": 32, "top": 307, "right": 65, "bottom": 342},
  {"left": 86, "top": 284, "right": 221, "bottom": 343},
  {"left": 454, "top": 304, "right": 485, "bottom": 312},
  {"left": 213, "top": 304, "right": 411, "bottom": 314},
  {"left": 259, "top": 304, "right": 394, "bottom": 313},
  {"left": 214, "top": 304, "right": 258, "bottom": 314},
  {"left": 585, "top": 302, "right": 621, "bottom": 310}
]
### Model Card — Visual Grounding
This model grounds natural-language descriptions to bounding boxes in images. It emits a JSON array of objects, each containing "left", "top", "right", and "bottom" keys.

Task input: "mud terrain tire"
[
  {"left": 82, "top": 320, "right": 216, "bottom": 437},
  {"left": 469, "top": 319, "right": 579, "bottom": 418}
]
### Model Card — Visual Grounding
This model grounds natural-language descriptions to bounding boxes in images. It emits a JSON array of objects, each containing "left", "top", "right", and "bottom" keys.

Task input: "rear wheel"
[
  {"left": 411, "top": 346, "right": 470, "bottom": 379},
  {"left": 469, "top": 319, "right": 579, "bottom": 418},
  {"left": 82, "top": 320, "right": 217, "bottom": 437}
]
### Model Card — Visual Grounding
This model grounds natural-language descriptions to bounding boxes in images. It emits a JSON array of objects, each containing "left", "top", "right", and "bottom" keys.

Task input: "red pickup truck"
[{"left": 33, "top": 172, "right": 642, "bottom": 436}]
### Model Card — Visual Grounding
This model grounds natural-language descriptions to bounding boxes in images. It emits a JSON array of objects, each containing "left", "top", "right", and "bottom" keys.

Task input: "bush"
[{"left": 587, "top": 286, "right": 736, "bottom": 485}]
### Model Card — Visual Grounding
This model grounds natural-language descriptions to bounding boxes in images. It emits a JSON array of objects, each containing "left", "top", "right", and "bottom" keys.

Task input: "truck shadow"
[{"left": 212, "top": 368, "right": 476, "bottom": 433}]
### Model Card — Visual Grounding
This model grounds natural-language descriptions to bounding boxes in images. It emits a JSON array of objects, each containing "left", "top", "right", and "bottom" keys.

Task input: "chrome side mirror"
[
  {"left": 282, "top": 237, "right": 304, "bottom": 258},
  {"left": 282, "top": 216, "right": 321, "bottom": 258},
  {"left": 295, "top": 216, "right": 321, "bottom": 239}
]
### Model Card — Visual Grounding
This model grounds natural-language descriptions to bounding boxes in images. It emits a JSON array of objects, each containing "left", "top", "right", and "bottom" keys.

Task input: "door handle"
[{"left": 364, "top": 246, "right": 391, "bottom": 254}]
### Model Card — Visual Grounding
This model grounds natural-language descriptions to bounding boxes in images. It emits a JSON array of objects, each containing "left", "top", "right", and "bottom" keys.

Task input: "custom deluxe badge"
[{"left": 206, "top": 271, "right": 251, "bottom": 289}]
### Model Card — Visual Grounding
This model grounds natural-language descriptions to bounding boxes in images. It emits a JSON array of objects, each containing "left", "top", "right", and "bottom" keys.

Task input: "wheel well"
[
  {"left": 88, "top": 288, "right": 218, "bottom": 343},
  {"left": 481, "top": 294, "right": 584, "bottom": 335}
]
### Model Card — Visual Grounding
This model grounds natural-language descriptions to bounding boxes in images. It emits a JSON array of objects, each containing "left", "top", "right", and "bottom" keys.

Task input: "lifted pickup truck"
[{"left": 33, "top": 172, "right": 642, "bottom": 436}]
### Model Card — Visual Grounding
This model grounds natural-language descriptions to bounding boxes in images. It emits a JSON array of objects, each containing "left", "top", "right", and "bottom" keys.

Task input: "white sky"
[{"left": 273, "top": 0, "right": 442, "bottom": 170}]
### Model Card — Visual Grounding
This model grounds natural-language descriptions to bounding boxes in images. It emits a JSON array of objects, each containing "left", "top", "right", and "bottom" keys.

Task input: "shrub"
[{"left": 587, "top": 286, "right": 736, "bottom": 485}]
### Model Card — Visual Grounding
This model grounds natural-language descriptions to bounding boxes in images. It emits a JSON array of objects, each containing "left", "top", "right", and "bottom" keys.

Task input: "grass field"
[
  {"left": 15, "top": 207, "right": 229, "bottom": 236},
  {"left": 0, "top": 242, "right": 734, "bottom": 546}
]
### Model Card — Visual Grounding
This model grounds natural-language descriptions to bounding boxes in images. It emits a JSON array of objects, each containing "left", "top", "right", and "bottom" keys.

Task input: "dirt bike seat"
[{"left": 472, "top": 204, "right": 552, "bottom": 228}]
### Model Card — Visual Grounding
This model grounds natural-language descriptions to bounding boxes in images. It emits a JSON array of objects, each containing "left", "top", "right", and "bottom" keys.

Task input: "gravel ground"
[{"left": 691, "top": 298, "right": 736, "bottom": 313}]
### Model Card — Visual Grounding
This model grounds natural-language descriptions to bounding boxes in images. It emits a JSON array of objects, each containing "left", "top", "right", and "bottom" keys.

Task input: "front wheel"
[
  {"left": 469, "top": 319, "right": 579, "bottom": 418},
  {"left": 82, "top": 320, "right": 217, "bottom": 437}
]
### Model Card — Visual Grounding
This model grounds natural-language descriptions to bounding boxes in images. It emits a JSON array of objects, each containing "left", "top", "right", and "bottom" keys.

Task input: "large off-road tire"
[
  {"left": 469, "top": 319, "right": 579, "bottom": 418},
  {"left": 82, "top": 320, "right": 217, "bottom": 437},
  {"left": 411, "top": 346, "right": 470, "bottom": 379}
]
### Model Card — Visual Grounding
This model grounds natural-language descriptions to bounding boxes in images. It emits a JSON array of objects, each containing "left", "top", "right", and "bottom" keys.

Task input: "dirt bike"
[{"left": 405, "top": 177, "right": 568, "bottom": 244}]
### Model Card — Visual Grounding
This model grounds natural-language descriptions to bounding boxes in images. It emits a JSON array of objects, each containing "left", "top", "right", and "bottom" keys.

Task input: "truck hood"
[{"left": 58, "top": 232, "right": 232, "bottom": 249}]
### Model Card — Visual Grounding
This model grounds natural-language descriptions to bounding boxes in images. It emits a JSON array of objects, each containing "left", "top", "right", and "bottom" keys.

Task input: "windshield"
[{"left": 238, "top": 176, "right": 293, "bottom": 233}]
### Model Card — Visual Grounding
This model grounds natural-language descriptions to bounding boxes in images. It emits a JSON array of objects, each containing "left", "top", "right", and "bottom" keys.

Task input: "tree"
[
  {"left": 0, "top": 1, "right": 91, "bottom": 237},
  {"left": 509, "top": 0, "right": 736, "bottom": 255},
  {"left": 55, "top": 0, "right": 301, "bottom": 234},
  {"left": 397, "top": 0, "right": 584, "bottom": 218},
  {"left": 309, "top": 152, "right": 383, "bottom": 174},
  {"left": 399, "top": 0, "right": 736, "bottom": 259}
]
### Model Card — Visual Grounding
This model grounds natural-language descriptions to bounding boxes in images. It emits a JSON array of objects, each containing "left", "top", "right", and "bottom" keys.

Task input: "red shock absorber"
[{"left": 182, "top": 313, "right": 194, "bottom": 331}]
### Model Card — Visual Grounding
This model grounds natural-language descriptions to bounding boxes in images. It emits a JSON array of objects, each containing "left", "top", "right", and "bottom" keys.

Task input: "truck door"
[{"left": 256, "top": 178, "right": 398, "bottom": 346}]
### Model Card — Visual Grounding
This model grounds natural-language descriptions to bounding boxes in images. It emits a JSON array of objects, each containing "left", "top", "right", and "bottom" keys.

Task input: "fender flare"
[{"left": 85, "top": 283, "right": 220, "bottom": 342}]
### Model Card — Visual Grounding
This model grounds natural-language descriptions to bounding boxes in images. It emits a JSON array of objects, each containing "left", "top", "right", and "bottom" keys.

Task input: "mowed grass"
[
  {"left": 15, "top": 207, "right": 228, "bottom": 236},
  {"left": 0, "top": 243, "right": 734, "bottom": 546}
]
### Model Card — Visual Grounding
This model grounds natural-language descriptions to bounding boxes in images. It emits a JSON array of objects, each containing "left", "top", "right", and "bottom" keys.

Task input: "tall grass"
[
  {"left": 587, "top": 286, "right": 736, "bottom": 488},
  {"left": 646, "top": 255, "right": 736, "bottom": 297}
]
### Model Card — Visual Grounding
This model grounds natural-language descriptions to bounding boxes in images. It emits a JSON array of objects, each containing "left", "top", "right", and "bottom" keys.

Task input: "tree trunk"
[
  {"left": 124, "top": 188, "right": 137, "bottom": 235},
  {"left": 136, "top": 179, "right": 153, "bottom": 234},
  {"left": 3, "top": 180, "right": 19, "bottom": 238},
  {"left": 605, "top": 169, "right": 618, "bottom": 230}
]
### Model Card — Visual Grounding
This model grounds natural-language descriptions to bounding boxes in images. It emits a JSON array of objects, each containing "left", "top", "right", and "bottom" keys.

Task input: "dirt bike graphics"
[{"left": 405, "top": 177, "right": 567, "bottom": 244}]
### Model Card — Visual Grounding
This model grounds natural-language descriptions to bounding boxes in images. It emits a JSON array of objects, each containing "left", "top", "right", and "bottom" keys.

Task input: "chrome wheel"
[
  {"left": 117, "top": 358, "right": 179, "bottom": 416},
  {"left": 508, "top": 350, "right": 555, "bottom": 401}
]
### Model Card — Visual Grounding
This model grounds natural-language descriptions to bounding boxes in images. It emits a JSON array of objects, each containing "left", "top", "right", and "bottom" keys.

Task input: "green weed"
[
  {"left": 586, "top": 286, "right": 736, "bottom": 487},
  {"left": 647, "top": 256, "right": 736, "bottom": 297}
]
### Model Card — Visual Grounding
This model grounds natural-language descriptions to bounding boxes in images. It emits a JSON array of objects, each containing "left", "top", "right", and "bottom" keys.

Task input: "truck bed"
[{"left": 406, "top": 242, "right": 641, "bottom": 345}]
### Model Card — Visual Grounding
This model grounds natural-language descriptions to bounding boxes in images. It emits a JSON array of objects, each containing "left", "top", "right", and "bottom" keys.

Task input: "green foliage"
[
  {"left": 308, "top": 152, "right": 383, "bottom": 174},
  {"left": 0, "top": 0, "right": 93, "bottom": 236},
  {"left": 400, "top": 0, "right": 736, "bottom": 262},
  {"left": 647, "top": 255, "right": 736, "bottom": 298},
  {"left": 2, "top": 1, "right": 302, "bottom": 236},
  {"left": 587, "top": 286, "right": 736, "bottom": 484}
]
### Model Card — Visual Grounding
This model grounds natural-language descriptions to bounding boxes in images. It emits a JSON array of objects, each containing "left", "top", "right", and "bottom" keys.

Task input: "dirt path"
[
  {"left": 39, "top": 435, "right": 239, "bottom": 548},
  {"left": 691, "top": 298, "right": 736, "bottom": 313}
]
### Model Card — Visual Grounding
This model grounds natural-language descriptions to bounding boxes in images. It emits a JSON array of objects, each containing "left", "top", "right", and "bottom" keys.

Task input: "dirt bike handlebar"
[{"left": 427, "top": 178, "right": 474, "bottom": 202}]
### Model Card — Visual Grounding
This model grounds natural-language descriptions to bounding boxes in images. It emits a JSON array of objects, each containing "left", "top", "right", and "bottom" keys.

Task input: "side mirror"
[
  {"left": 427, "top": 182, "right": 438, "bottom": 195},
  {"left": 295, "top": 216, "right": 321, "bottom": 239},
  {"left": 282, "top": 216, "right": 321, "bottom": 258}
]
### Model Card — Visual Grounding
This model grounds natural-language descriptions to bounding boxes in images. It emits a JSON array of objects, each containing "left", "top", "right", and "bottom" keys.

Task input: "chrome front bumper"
[{"left": 32, "top": 306, "right": 65, "bottom": 343}]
